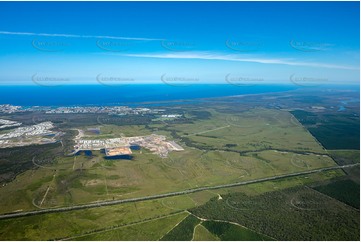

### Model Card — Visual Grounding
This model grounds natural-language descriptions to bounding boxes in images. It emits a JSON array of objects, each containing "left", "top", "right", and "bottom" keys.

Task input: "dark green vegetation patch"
[
  {"left": 328, "top": 150, "right": 360, "bottom": 165},
  {"left": 314, "top": 179, "right": 360, "bottom": 208},
  {"left": 202, "top": 220, "right": 274, "bottom": 241},
  {"left": 0, "top": 143, "right": 62, "bottom": 183},
  {"left": 190, "top": 187, "right": 360, "bottom": 241},
  {"left": 188, "top": 110, "right": 212, "bottom": 120},
  {"left": 291, "top": 110, "right": 360, "bottom": 150},
  {"left": 160, "top": 214, "right": 200, "bottom": 241}
]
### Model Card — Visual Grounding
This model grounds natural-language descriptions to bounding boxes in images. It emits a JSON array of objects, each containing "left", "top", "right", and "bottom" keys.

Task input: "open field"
[
  {"left": 160, "top": 108, "right": 327, "bottom": 154},
  {"left": 193, "top": 224, "right": 220, "bottom": 241},
  {"left": 0, "top": 104, "right": 357, "bottom": 240},
  {"left": 0, "top": 107, "right": 340, "bottom": 214},
  {"left": 0, "top": 169, "right": 346, "bottom": 240},
  {"left": 73, "top": 212, "right": 188, "bottom": 241},
  {"left": 0, "top": 197, "right": 189, "bottom": 240},
  {"left": 0, "top": 2, "right": 359, "bottom": 240},
  {"left": 160, "top": 214, "right": 200, "bottom": 240}
]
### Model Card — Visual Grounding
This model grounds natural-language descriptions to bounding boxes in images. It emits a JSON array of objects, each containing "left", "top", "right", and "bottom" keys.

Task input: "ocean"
[{"left": 0, "top": 84, "right": 299, "bottom": 106}]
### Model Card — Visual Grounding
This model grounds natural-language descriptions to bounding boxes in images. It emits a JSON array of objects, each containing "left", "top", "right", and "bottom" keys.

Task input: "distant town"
[
  {"left": 0, "top": 105, "right": 184, "bottom": 155},
  {"left": 0, "top": 119, "right": 21, "bottom": 129},
  {"left": 0, "top": 118, "right": 184, "bottom": 157},
  {"left": 0, "top": 121, "right": 60, "bottom": 148},
  {"left": 0, "top": 104, "right": 166, "bottom": 115}
]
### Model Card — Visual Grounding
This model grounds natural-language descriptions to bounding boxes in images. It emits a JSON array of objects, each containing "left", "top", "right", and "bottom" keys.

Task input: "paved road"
[{"left": 0, "top": 163, "right": 358, "bottom": 220}]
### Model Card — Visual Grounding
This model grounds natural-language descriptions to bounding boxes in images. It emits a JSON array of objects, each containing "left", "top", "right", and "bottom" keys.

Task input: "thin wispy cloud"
[
  {"left": 122, "top": 52, "right": 359, "bottom": 70},
  {"left": 0, "top": 31, "right": 163, "bottom": 41}
]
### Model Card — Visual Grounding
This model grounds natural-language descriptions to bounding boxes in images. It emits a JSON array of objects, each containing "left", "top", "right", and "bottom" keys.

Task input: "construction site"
[{"left": 74, "top": 133, "right": 184, "bottom": 158}]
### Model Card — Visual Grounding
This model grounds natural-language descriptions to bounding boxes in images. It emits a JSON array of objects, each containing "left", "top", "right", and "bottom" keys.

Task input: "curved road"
[{"left": 0, "top": 163, "right": 358, "bottom": 220}]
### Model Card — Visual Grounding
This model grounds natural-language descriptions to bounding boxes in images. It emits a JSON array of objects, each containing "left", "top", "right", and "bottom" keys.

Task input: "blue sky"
[{"left": 0, "top": 1, "right": 359, "bottom": 85}]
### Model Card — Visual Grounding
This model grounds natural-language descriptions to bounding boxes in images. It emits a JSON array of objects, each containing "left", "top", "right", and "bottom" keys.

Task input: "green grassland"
[
  {"left": 215, "top": 169, "right": 345, "bottom": 197},
  {"left": 158, "top": 215, "right": 274, "bottom": 241},
  {"left": 160, "top": 214, "right": 200, "bottom": 240},
  {"left": 73, "top": 212, "right": 188, "bottom": 241},
  {"left": 0, "top": 197, "right": 189, "bottom": 240},
  {"left": 0, "top": 106, "right": 355, "bottom": 240},
  {"left": 0, "top": 107, "right": 339, "bottom": 214},
  {"left": 0, "top": 170, "right": 347, "bottom": 240},
  {"left": 0, "top": 142, "right": 63, "bottom": 184},
  {"left": 161, "top": 108, "right": 327, "bottom": 154},
  {"left": 193, "top": 224, "right": 220, "bottom": 241}
]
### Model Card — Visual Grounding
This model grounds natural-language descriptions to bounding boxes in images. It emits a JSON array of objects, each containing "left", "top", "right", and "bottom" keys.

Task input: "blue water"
[
  {"left": 105, "top": 155, "right": 133, "bottom": 160},
  {"left": 0, "top": 84, "right": 297, "bottom": 106},
  {"left": 84, "top": 150, "right": 93, "bottom": 156},
  {"left": 87, "top": 128, "right": 101, "bottom": 134},
  {"left": 75, "top": 150, "right": 93, "bottom": 156},
  {"left": 338, "top": 106, "right": 346, "bottom": 111},
  {"left": 130, "top": 145, "right": 141, "bottom": 150}
]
